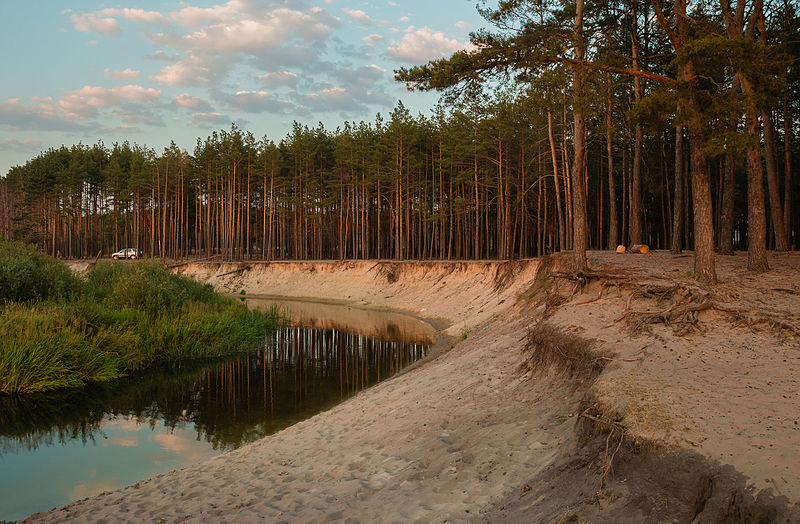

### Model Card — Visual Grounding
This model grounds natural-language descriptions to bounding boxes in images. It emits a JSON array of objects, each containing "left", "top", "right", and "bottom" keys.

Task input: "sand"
[{"left": 24, "top": 253, "right": 800, "bottom": 522}]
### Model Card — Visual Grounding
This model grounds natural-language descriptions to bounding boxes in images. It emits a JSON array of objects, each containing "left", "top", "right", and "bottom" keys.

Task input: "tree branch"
[
  {"left": 546, "top": 57, "right": 677, "bottom": 84},
  {"left": 650, "top": 0, "right": 678, "bottom": 48}
]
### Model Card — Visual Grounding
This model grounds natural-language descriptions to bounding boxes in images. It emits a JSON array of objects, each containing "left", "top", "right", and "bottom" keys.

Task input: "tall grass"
[{"left": 0, "top": 242, "right": 279, "bottom": 394}]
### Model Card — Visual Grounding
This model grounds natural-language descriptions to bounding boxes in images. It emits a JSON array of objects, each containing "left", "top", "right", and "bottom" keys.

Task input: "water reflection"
[
  {"left": 245, "top": 296, "right": 436, "bottom": 346},
  {"left": 0, "top": 320, "right": 430, "bottom": 521}
]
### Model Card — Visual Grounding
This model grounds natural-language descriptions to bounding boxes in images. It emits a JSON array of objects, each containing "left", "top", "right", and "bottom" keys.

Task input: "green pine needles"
[{"left": 0, "top": 241, "right": 279, "bottom": 395}]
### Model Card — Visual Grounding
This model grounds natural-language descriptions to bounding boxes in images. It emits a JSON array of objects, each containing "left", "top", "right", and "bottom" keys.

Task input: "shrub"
[
  {"left": 0, "top": 240, "right": 83, "bottom": 302},
  {"left": 87, "top": 260, "right": 220, "bottom": 316},
  {"left": 0, "top": 251, "right": 279, "bottom": 394}
]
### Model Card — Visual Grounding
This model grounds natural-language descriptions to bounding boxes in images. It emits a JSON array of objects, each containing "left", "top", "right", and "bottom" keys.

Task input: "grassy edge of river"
[{"left": 0, "top": 240, "right": 280, "bottom": 395}]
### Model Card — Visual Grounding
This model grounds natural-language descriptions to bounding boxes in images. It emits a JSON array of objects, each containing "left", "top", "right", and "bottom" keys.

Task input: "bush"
[
  {"left": 0, "top": 246, "right": 279, "bottom": 394},
  {"left": 0, "top": 241, "right": 83, "bottom": 302},
  {"left": 87, "top": 260, "right": 220, "bottom": 316}
]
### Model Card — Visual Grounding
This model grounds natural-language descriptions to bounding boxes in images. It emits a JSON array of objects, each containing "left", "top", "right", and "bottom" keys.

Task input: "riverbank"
[
  {"left": 26, "top": 252, "right": 800, "bottom": 522},
  {"left": 0, "top": 243, "right": 279, "bottom": 395}
]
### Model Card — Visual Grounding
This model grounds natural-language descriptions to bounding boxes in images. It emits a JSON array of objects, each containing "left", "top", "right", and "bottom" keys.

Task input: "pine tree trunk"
[
  {"left": 719, "top": 150, "right": 736, "bottom": 255},
  {"left": 571, "top": 0, "right": 588, "bottom": 273},
  {"left": 762, "top": 109, "right": 787, "bottom": 250},
  {"left": 740, "top": 75, "right": 770, "bottom": 272},
  {"left": 784, "top": 95, "right": 793, "bottom": 247},
  {"left": 548, "top": 111, "right": 566, "bottom": 251},
  {"left": 606, "top": 84, "right": 618, "bottom": 250},
  {"left": 687, "top": 71, "right": 718, "bottom": 283},
  {"left": 629, "top": 6, "right": 644, "bottom": 246}
]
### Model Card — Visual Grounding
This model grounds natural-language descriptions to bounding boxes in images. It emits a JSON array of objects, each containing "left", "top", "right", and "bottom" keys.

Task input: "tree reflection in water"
[{"left": 0, "top": 326, "right": 429, "bottom": 456}]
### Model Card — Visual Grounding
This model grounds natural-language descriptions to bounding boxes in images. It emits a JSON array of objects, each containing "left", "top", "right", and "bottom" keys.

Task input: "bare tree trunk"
[
  {"left": 606, "top": 83, "right": 618, "bottom": 250},
  {"left": 762, "top": 109, "right": 787, "bottom": 250},
  {"left": 629, "top": 4, "right": 644, "bottom": 246},
  {"left": 758, "top": 15, "right": 788, "bottom": 251},
  {"left": 548, "top": 111, "right": 565, "bottom": 251},
  {"left": 739, "top": 73, "right": 770, "bottom": 272},
  {"left": 571, "top": 0, "right": 588, "bottom": 273},
  {"left": 672, "top": 125, "right": 685, "bottom": 254},
  {"left": 686, "top": 64, "right": 718, "bottom": 283},
  {"left": 784, "top": 94, "right": 793, "bottom": 247},
  {"left": 719, "top": 150, "right": 736, "bottom": 255}
]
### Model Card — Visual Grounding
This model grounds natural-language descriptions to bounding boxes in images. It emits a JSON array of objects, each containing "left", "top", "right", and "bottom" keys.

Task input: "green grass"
[{"left": 0, "top": 241, "right": 279, "bottom": 394}]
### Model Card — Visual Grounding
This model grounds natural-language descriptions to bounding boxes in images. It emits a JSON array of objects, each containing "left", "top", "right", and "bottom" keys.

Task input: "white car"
[{"left": 111, "top": 248, "right": 142, "bottom": 260}]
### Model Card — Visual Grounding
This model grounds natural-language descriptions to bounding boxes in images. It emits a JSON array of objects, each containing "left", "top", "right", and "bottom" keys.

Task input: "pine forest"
[{"left": 1, "top": 0, "right": 798, "bottom": 285}]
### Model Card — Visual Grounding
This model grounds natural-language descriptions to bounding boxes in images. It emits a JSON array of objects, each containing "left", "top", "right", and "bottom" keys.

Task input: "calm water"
[{"left": 0, "top": 300, "right": 432, "bottom": 521}]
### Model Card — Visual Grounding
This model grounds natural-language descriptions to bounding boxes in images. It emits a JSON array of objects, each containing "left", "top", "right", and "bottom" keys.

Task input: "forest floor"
[{"left": 27, "top": 251, "right": 800, "bottom": 522}]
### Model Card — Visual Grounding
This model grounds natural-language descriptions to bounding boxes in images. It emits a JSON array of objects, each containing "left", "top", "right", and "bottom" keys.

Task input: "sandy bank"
[{"left": 28, "top": 254, "right": 800, "bottom": 522}]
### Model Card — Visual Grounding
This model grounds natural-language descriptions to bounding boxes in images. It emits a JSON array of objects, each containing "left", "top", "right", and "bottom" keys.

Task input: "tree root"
[
  {"left": 580, "top": 410, "right": 627, "bottom": 491},
  {"left": 217, "top": 266, "right": 249, "bottom": 277},
  {"left": 551, "top": 269, "right": 640, "bottom": 291},
  {"left": 614, "top": 294, "right": 798, "bottom": 338},
  {"left": 712, "top": 305, "right": 800, "bottom": 339},
  {"left": 169, "top": 254, "right": 221, "bottom": 268},
  {"left": 550, "top": 266, "right": 798, "bottom": 340},
  {"left": 627, "top": 300, "right": 712, "bottom": 333}
]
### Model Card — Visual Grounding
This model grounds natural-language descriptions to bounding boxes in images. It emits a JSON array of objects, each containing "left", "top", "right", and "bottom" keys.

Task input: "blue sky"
[{"left": 0, "top": 0, "right": 485, "bottom": 174}]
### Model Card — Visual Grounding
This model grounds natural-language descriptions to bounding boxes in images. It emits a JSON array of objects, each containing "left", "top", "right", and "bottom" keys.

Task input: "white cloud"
[
  {"left": 399, "top": 16, "right": 409, "bottom": 23},
  {"left": 97, "top": 8, "right": 169, "bottom": 25},
  {"left": 154, "top": 54, "right": 223, "bottom": 87},
  {"left": 70, "top": 6, "right": 171, "bottom": 36},
  {"left": 343, "top": 9, "right": 372, "bottom": 24},
  {"left": 31, "top": 97, "right": 59, "bottom": 118},
  {"left": 0, "top": 98, "right": 85, "bottom": 132},
  {"left": 104, "top": 68, "right": 141, "bottom": 80},
  {"left": 145, "top": 50, "right": 178, "bottom": 62},
  {"left": 298, "top": 84, "right": 379, "bottom": 114},
  {"left": 151, "top": 7, "right": 339, "bottom": 53},
  {"left": 302, "top": 86, "right": 347, "bottom": 106},
  {"left": 189, "top": 111, "right": 230, "bottom": 127},
  {"left": 257, "top": 70, "right": 299, "bottom": 88},
  {"left": 171, "top": 0, "right": 245, "bottom": 28},
  {"left": 174, "top": 93, "right": 210, "bottom": 109},
  {"left": 387, "top": 26, "right": 475, "bottom": 63},
  {"left": 456, "top": 21, "right": 470, "bottom": 31},
  {"left": 59, "top": 85, "right": 162, "bottom": 119},
  {"left": 147, "top": 5, "right": 339, "bottom": 88},
  {"left": 363, "top": 33, "right": 384, "bottom": 44},
  {"left": 70, "top": 14, "right": 120, "bottom": 36}
]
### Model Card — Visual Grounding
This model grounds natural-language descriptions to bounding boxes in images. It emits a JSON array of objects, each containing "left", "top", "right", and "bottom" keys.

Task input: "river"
[{"left": 0, "top": 298, "right": 433, "bottom": 521}]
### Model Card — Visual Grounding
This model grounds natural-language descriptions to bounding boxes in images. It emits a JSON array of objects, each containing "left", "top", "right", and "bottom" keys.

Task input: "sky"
[{"left": 0, "top": 0, "right": 486, "bottom": 175}]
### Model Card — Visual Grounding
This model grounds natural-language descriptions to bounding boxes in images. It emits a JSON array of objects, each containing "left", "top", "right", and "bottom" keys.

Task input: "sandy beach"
[{"left": 24, "top": 252, "right": 800, "bottom": 522}]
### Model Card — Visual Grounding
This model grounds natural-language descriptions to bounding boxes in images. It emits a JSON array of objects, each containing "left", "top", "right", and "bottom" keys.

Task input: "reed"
[{"left": 0, "top": 242, "right": 279, "bottom": 394}]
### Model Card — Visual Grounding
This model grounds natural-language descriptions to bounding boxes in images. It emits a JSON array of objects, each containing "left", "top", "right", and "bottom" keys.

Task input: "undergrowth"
[{"left": 0, "top": 241, "right": 279, "bottom": 394}]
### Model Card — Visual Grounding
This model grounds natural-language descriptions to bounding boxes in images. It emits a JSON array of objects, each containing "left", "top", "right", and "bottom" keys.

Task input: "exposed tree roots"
[
  {"left": 560, "top": 275, "right": 800, "bottom": 339},
  {"left": 578, "top": 406, "right": 628, "bottom": 492}
]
